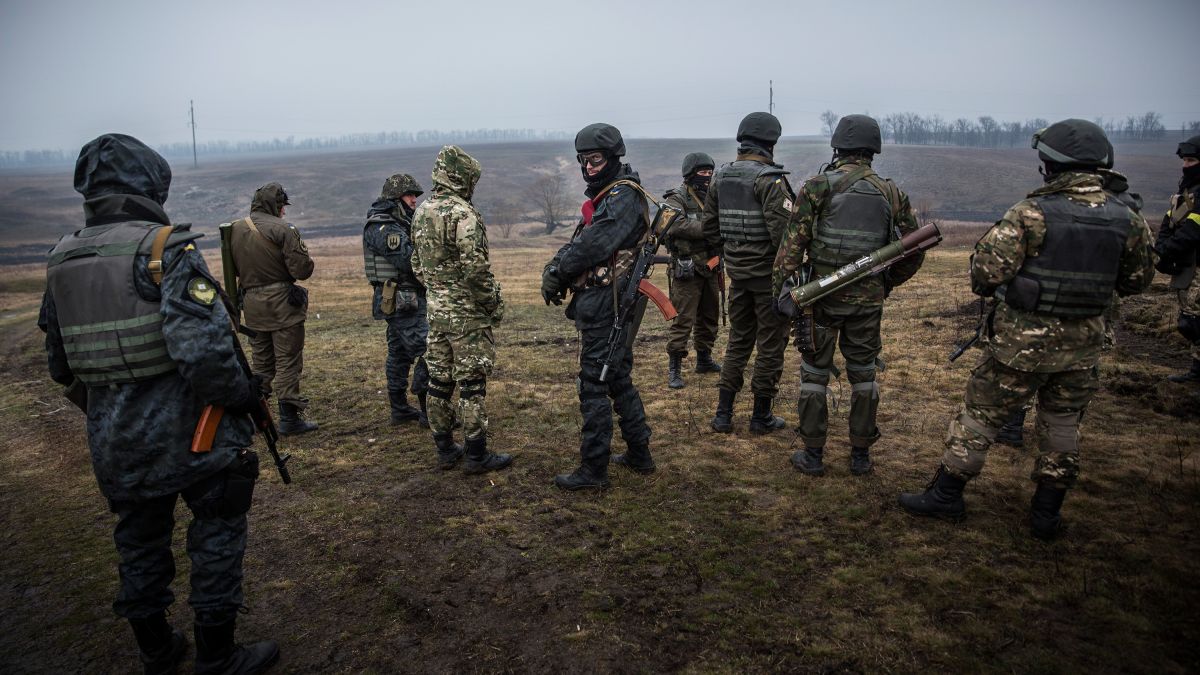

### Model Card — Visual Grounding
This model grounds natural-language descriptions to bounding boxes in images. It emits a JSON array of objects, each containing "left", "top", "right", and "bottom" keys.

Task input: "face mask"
[
  {"left": 1182, "top": 163, "right": 1200, "bottom": 188},
  {"left": 687, "top": 174, "right": 711, "bottom": 191}
]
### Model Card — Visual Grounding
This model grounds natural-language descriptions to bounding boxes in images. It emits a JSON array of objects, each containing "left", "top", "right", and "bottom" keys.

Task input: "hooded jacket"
[{"left": 231, "top": 183, "right": 315, "bottom": 332}]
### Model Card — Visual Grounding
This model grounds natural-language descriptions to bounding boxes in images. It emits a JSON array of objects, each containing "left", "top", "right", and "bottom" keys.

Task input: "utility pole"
[
  {"left": 769, "top": 81, "right": 774, "bottom": 115},
  {"left": 189, "top": 100, "right": 197, "bottom": 169}
]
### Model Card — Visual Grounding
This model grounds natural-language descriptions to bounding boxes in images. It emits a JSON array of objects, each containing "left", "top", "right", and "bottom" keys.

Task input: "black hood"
[
  {"left": 74, "top": 133, "right": 171, "bottom": 205},
  {"left": 367, "top": 197, "right": 413, "bottom": 223}
]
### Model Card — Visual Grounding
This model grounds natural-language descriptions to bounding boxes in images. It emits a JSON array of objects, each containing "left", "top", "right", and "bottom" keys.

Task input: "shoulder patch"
[
  {"left": 187, "top": 277, "right": 217, "bottom": 306},
  {"left": 387, "top": 233, "right": 401, "bottom": 250}
]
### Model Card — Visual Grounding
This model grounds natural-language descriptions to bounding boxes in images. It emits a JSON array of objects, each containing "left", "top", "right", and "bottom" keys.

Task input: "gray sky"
[{"left": 2, "top": 0, "right": 1197, "bottom": 152}]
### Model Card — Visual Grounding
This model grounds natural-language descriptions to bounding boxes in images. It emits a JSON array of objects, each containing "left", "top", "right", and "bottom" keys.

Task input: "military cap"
[
  {"left": 831, "top": 115, "right": 882, "bottom": 154},
  {"left": 381, "top": 173, "right": 424, "bottom": 200},
  {"left": 1032, "top": 119, "right": 1110, "bottom": 168},
  {"left": 681, "top": 152, "right": 715, "bottom": 177},
  {"left": 74, "top": 133, "right": 172, "bottom": 205},
  {"left": 736, "top": 112, "right": 782, "bottom": 145},
  {"left": 575, "top": 123, "right": 626, "bottom": 157}
]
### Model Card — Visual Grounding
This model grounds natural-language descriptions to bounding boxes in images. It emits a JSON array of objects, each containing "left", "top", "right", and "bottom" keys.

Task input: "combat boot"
[
  {"left": 193, "top": 618, "right": 279, "bottom": 675},
  {"left": 129, "top": 612, "right": 187, "bottom": 675},
  {"left": 898, "top": 465, "right": 967, "bottom": 521},
  {"left": 433, "top": 433, "right": 464, "bottom": 470},
  {"left": 277, "top": 402, "right": 318, "bottom": 435},
  {"left": 1168, "top": 358, "right": 1200, "bottom": 383},
  {"left": 791, "top": 447, "right": 825, "bottom": 476},
  {"left": 462, "top": 436, "right": 513, "bottom": 475},
  {"left": 554, "top": 464, "right": 611, "bottom": 490},
  {"left": 667, "top": 351, "right": 685, "bottom": 389},
  {"left": 417, "top": 392, "right": 429, "bottom": 429},
  {"left": 1029, "top": 481, "right": 1068, "bottom": 541},
  {"left": 389, "top": 391, "right": 421, "bottom": 426},
  {"left": 849, "top": 446, "right": 873, "bottom": 475},
  {"left": 748, "top": 395, "right": 786, "bottom": 435},
  {"left": 695, "top": 350, "right": 722, "bottom": 374},
  {"left": 995, "top": 408, "right": 1027, "bottom": 447},
  {"left": 711, "top": 388, "right": 735, "bottom": 433},
  {"left": 612, "top": 442, "right": 656, "bottom": 474}
]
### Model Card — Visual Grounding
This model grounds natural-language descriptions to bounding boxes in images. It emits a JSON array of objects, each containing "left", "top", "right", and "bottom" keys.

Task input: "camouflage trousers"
[
  {"left": 108, "top": 468, "right": 248, "bottom": 625},
  {"left": 666, "top": 270, "right": 720, "bottom": 356},
  {"left": 797, "top": 300, "right": 883, "bottom": 449},
  {"left": 248, "top": 321, "right": 307, "bottom": 409},
  {"left": 717, "top": 276, "right": 789, "bottom": 398},
  {"left": 425, "top": 326, "right": 494, "bottom": 440},
  {"left": 578, "top": 324, "right": 651, "bottom": 469},
  {"left": 941, "top": 356, "right": 1100, "bottom": 488},
  {"left": 384, "top": 309, "right": 429, "bottom": 398}
]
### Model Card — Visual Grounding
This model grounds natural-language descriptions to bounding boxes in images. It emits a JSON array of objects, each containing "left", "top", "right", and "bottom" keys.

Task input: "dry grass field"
[{"left": 1, "top": 224, "right": 1198, "bottom": 672}]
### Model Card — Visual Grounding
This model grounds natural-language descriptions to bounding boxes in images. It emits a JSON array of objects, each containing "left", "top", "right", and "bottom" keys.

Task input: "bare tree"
[
  {"left": 820, "top": 110, "right": 839, "bottom": 136},
  {"left": 524, "top": 173, "right": 573, "bottom": 235},
  {"left": 490, "top": 198, "right": 522, "bottom": 239}
]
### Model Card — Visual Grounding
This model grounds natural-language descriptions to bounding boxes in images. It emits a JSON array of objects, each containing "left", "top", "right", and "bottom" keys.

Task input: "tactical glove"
[
  {"left": 542, "top": 265, "right": 567, "bottom": 306},
  {"left": 774, "top": 279, "right": 798, "bottom": 318},
  {"left": 227, "top": 374, "right": 266, "bottom": 416}
]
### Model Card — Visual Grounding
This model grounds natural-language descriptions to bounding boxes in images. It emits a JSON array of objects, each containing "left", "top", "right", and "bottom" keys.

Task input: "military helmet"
[
  {"left": 74, "top": 133, "right": 172, "bottom": 205},
  {"left": 682, "top": 152, "right": 715, "bottom": 177},
  {"left": 831, "top": 115, "right": 882, "bottom": 154},
  {"left": 575, "top": 123, "right": 626, "bottom": 157},
  {"left": 736, "top": 112, "right": 782, "bottom": 145},
  {"left": 1031, "top": 119, "right": 1110, "bottom": 168},
  {"left": 381, "top": 173, "right": 424, "bottom": 200},
  {"left": 1177, "top": 134, "right": 1200, "bottom": 159}
]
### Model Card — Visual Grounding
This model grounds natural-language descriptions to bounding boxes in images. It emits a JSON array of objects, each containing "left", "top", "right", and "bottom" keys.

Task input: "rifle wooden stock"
[
  {"left": 191, "top": 404, "right": 224, "bottom": 453},
  {"left": 638, "top": 279, "right": 677, "bottom": 320},
  {"left": 707, "top": 256, "right": 720, "bottom": 271}
]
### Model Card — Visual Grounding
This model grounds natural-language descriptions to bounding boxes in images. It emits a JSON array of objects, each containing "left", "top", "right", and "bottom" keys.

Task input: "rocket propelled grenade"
[{"left": 790, "top": 222, "right": 943, "bottom": 307}]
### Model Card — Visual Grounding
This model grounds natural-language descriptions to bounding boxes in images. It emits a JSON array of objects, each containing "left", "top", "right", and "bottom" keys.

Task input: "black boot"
[
  {"left": 277, "top": 402, "right": 318, "bottom": 435},
  {"left": 849, "top": 446, "right": 873, "bottom": 476},
  {"left": 711, "top": 388, "right": 735, "bottom": 433},
  {"left": 129, "top": 613, "right": 187, "bottom": 675},
  {"left": 554, "top": 463, "right": 610, "bottom": 490},
  {"left": 612, "top": 443, "right": 656, "bottom": 474},
  {"left": 898, "top": 465, "right": 968, "bottom": 521},
  {"left": 1168, "top": 358, "right": 1200, "bottom": 383},
  {"left": 995, "top": 408, "right": 1027, "bottom": 447},
  {"left": 462, "top": 436, "right": 513, "bottom": 475},
  {"left": 667, "top": 351, "right": 685, "bottom": 390},
  {"left": 1030, "top": 481, "right": 1068, "bottom": 541},
  {"left": 433, "top": 432, "right": 464, "bottom": 470},
  {"left": 791, "top": 447, "right": 825, "bottom": 476},
  {"left": 417, "top": 392, "right": 429, "bottom": 429},
  {"left": 695, "top": 350, "right": 721, "bottom": 373},
  {"left": 389, "top": 391, "right": 421, "bottom": 425},
  {"left": 193, "top": 618, "right": 279, "bottom": 675},
  {"left": 748, "top": 395, "right": 786, "bottom": 435}
]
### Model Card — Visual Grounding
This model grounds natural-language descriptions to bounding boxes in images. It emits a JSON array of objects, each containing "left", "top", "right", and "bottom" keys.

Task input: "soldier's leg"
[
  {"left": 607, "top": 325, "right": 653, "bottom": 465},
  {"left": 1030, "top": 368, "right": 1099, "bottom": 489},
  {"left": 111, "top": 494, "right": 179, "bottom": 619},
  {"left": 181, "top": 469, "right": 248, "bottom": 626},
  {"left": 693, "top": 272, "right": 721, "bottom": 359},
  {"left": 556, "top": 328, "right": 616, "bottom": 490},
  {"left": 247, "top": 329, "right": 276, "bottom": 397},
  {"left": 748, "top": 279, "right": 789, "bottom": 432},
  {"left": 385, "top": 316, "right": 410, "bottom": 395},
  {"left": 667, "top": 274, "right": 700, "bottom": 357},
  {"left": 424, "top": 329, "right": 463, "bottom": 468},
  {"left": 271, "top": 322, "right": 305, "bottom": 407},
  {"left": 840, "top": 305, "right": 884, "bottom": 454},
  {"left": 717, "top": 281, "right": 758, "bottom": 394},
  {"left": 450, "top": 327, "right": 495, "bottom": 442},
  {"left": 793, "top": 306, "right": 839, "bottom": 474}
]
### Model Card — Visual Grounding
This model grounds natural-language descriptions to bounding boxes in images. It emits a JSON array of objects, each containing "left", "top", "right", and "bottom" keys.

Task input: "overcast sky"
[{"left": 2, "top": 0, "right": 1197, "bottom": 152}]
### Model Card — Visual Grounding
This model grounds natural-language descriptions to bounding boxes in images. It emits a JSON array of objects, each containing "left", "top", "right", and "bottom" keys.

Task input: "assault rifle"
[
  {"left": 599, "top": 203, "right": 683, "bottom": 382},
  {"left": 649, "top": 253, "right": 724, "bottom": 325}
]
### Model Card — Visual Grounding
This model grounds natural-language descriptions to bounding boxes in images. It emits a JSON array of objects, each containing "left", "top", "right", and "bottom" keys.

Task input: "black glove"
[
  {"left": 226, "top": 374, "right": 265, "bottom": 416},
  {"left": 774, "top": 280, "right": 798, "bottom": 318},
  {"left": 541, "top": 265, "right": 567, "bottom": 306}
]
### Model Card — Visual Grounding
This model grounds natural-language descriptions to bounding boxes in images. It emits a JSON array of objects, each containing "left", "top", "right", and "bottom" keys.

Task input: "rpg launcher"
[
  {"left": 218, "top": 222, "right": 241, "bottom": 316},
  {"left": 789, "top": 222, "right": 943, "bottom": 308},
  {"left": 599, "top": 202, "right": 683, "bottom": 382}
]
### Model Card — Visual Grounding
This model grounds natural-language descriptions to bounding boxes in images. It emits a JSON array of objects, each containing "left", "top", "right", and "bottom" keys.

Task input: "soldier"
[
  {"left": 898, "top": 119, "right": 1155, "bottom": 540},
  {"left": 541, "top": 123, "right": 655, "bottom": 490},
  {"left": 230, "top": 182, "right": 318, "bottom": 435},
  {"left": 663, "top": 152, "right": 723, "bottom": 389},
  {"left": 775, "top": 114, "right": 926, "bottom": 476},
  {"left": 363, "top": 173, "right": 431, "bottom": 426},
  {"left": 1153, "top": 135, "right": 1200, "bottom": 383},
  {"left": 40, "top": 134, "right": 277, "bottom": 673},
  {"left": 703, "top": 112, "right": 794, "bottom": 434},
  {"left": 411, "top": 145, "right": 512, "bottom": 474}
]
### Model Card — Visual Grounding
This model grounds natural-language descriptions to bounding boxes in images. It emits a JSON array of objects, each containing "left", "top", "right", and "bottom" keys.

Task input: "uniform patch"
[
  {"left": 783, "top": 198, "right": 794, "bottom": 211},
  {"left": 387, "top": 233, "right": 402, "bottom": 250},
  {"left": 187, "top": 277, "right": 217, "bottom": 305}
]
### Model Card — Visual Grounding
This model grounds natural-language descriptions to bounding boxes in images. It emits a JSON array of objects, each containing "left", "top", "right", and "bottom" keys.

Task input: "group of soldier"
[{"left": 35, "top": 113, "right": 1200, "bottom": 671}]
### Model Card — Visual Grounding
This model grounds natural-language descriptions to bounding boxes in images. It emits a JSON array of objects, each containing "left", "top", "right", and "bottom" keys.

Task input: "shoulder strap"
[
  {"left": 147, "top": 225, "right": 174, "bottom": 285},
  {"left": 685, "top": 186, "right": 707, "bottom": 214},
  {"left": 244, "top": 216, "right": 281, "bottom": 249},
  {"left": 861, "top": 173, "right": 902, "bottom": 220}
]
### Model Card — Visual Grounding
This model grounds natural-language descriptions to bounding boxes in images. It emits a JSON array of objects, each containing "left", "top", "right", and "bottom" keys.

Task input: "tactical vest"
[
  {"left": 46, "top": 222, "right": 176, "bottom": 386},
  {"left": 362, "top": 217, "right": 401, "bottom": 284},
  {"left": 715, "top": 160, "right": 785, "bottom": 243},
  {"left": 665, "top": 186, "right": 706, "bottom": 257},
  {"left": 573, "top": 179, "right": 651, "bottom": 289},
  {"left": 809, "top": 166, "right": 896, "bottom": 273},
  {"left": 1004, "top": 193, "right": 1133, "bottom": 318}
]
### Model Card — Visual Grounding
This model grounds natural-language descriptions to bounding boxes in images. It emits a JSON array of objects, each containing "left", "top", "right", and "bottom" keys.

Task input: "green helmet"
[
  {"left": 575, "top": 123, "right": 626, "bottom": 157},
  {"left": 1031, "top": 119, "right": 1110, "bottom": 168},
  {"left": 381, "top": 173, "right": 424, "bottom": 200},
  {"left": 681, "top": 152, "right": 715, "bottom": 177},
  {"left": 1177, "top": 135, "right": 1200, "bottom": 159},
  {"left": 736, "top": 112, "right": 781, "bottom": 144},
  {"left": 831, "top": 115, "right": 882, "bottom": 154}
]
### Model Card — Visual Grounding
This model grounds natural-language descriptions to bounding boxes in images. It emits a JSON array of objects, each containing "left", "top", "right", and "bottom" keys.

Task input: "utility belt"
[
  {"left": 244, "top": 280, "right": 308, "bottom": 309},
  {"left": 573, "top": 249, "right": 637, "bottom": 290},
  {"left": 378, "top": 279, "right": 420, "bottom": 315},
  {"left": 243, "top": 280, "right": 291, "bottom": 292}
]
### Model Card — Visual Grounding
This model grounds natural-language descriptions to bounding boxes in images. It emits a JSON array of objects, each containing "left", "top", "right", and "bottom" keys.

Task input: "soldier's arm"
[
  {"left": 884, "top": 188, "right": 925, "bottom": 289},
  {"left": 38, "top": 290, "right": 74, "bottom": 386},
  {"left": 772, "top": 178, "right": 821, "bottom": 295},
  {"left": 701, "top": 185, "right": 722, "bottom": 255},
  {"left": 970, "top": 204, "right": 1030, "bottom": 297},
  {"left": 757, "top": 173, "right": 795, "bottom": 249},
  {"left": 280, "top": 225, "right": 315, "bottom": 281},
  {"left": 1116, "top": 210, "right": 1157, "bottom": 297},
  {"left": 455, "top": 207, "right": 502, "bottom": 312},
  {"left": 1154, "top": 208, "right": 1200, "bottom": 265},
  {"left": 665, "top": 192, "right": 703, "bottom": 242},
  {"left": 155, "top": 244, "right": 252, "bottom": 406},
  {"left": 557, "top": 188, "right": 645, "bottom": 279}
]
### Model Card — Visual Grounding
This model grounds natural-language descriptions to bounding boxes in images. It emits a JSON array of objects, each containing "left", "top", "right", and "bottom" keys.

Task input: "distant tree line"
[
  {"left": 820, "top": 110, "right": 1200, "bottom": 148},
  {"left": 0, "top": 128, "right": 571, "bottom": 168}
]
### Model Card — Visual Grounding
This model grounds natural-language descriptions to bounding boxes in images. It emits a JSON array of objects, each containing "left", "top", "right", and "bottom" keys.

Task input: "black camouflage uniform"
[
  {"left": 39, "top": 134, "right": 278, "bottom": 673},
  {"left": 363, "top": 174, "right": 430, "bottom": 425},
  {"left": 543, "top": 123, "right": 654, "bottom": 490}
]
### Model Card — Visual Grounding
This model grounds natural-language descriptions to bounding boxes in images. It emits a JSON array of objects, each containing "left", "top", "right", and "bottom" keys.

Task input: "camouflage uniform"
[
  {"left": 773, "top": 156, "right": 924, "bottom": 453},
  {"left": 941, "top": 171, "right": 1154, "bottom": 486},
  {"left": 411, "top": 147, "right": 504, "bottom": 450},
  {"left": 39, "top": 134, "right": 275, "bottom": 671},
  {"left": 363, "top": 174, "right": 429, "bottom": 423},
  {"left": 664, "top": 182, "right": 721, "bottom": 362}
]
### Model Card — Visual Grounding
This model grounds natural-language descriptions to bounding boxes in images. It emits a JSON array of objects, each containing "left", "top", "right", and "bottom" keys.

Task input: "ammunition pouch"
[
  {"left": 998, "top": 276, "right": 1040, "bottom": 312},
  {"left": 286, "top": 283, "right": 309, "bottom": 309},
  {"left": 793, "top": 312, "right": 816, "bottom": 355},
  {"left": 218, "top": 450, "right": 260, "bottom": 519},
  {"left": 397, "top": 289, "right": 419, "bottom": 313},
  {"left": 1179, "top": 312, "right": 1200, "bottom": 344},
  {"left": 673, "top": 258, "right": 696, "bottom": 280},
  {"left": 63, "top": 378, "right": 88, "bottom": 412},
  {"left": 380, "top": 280, "right": 398, "bottom": 315}
]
